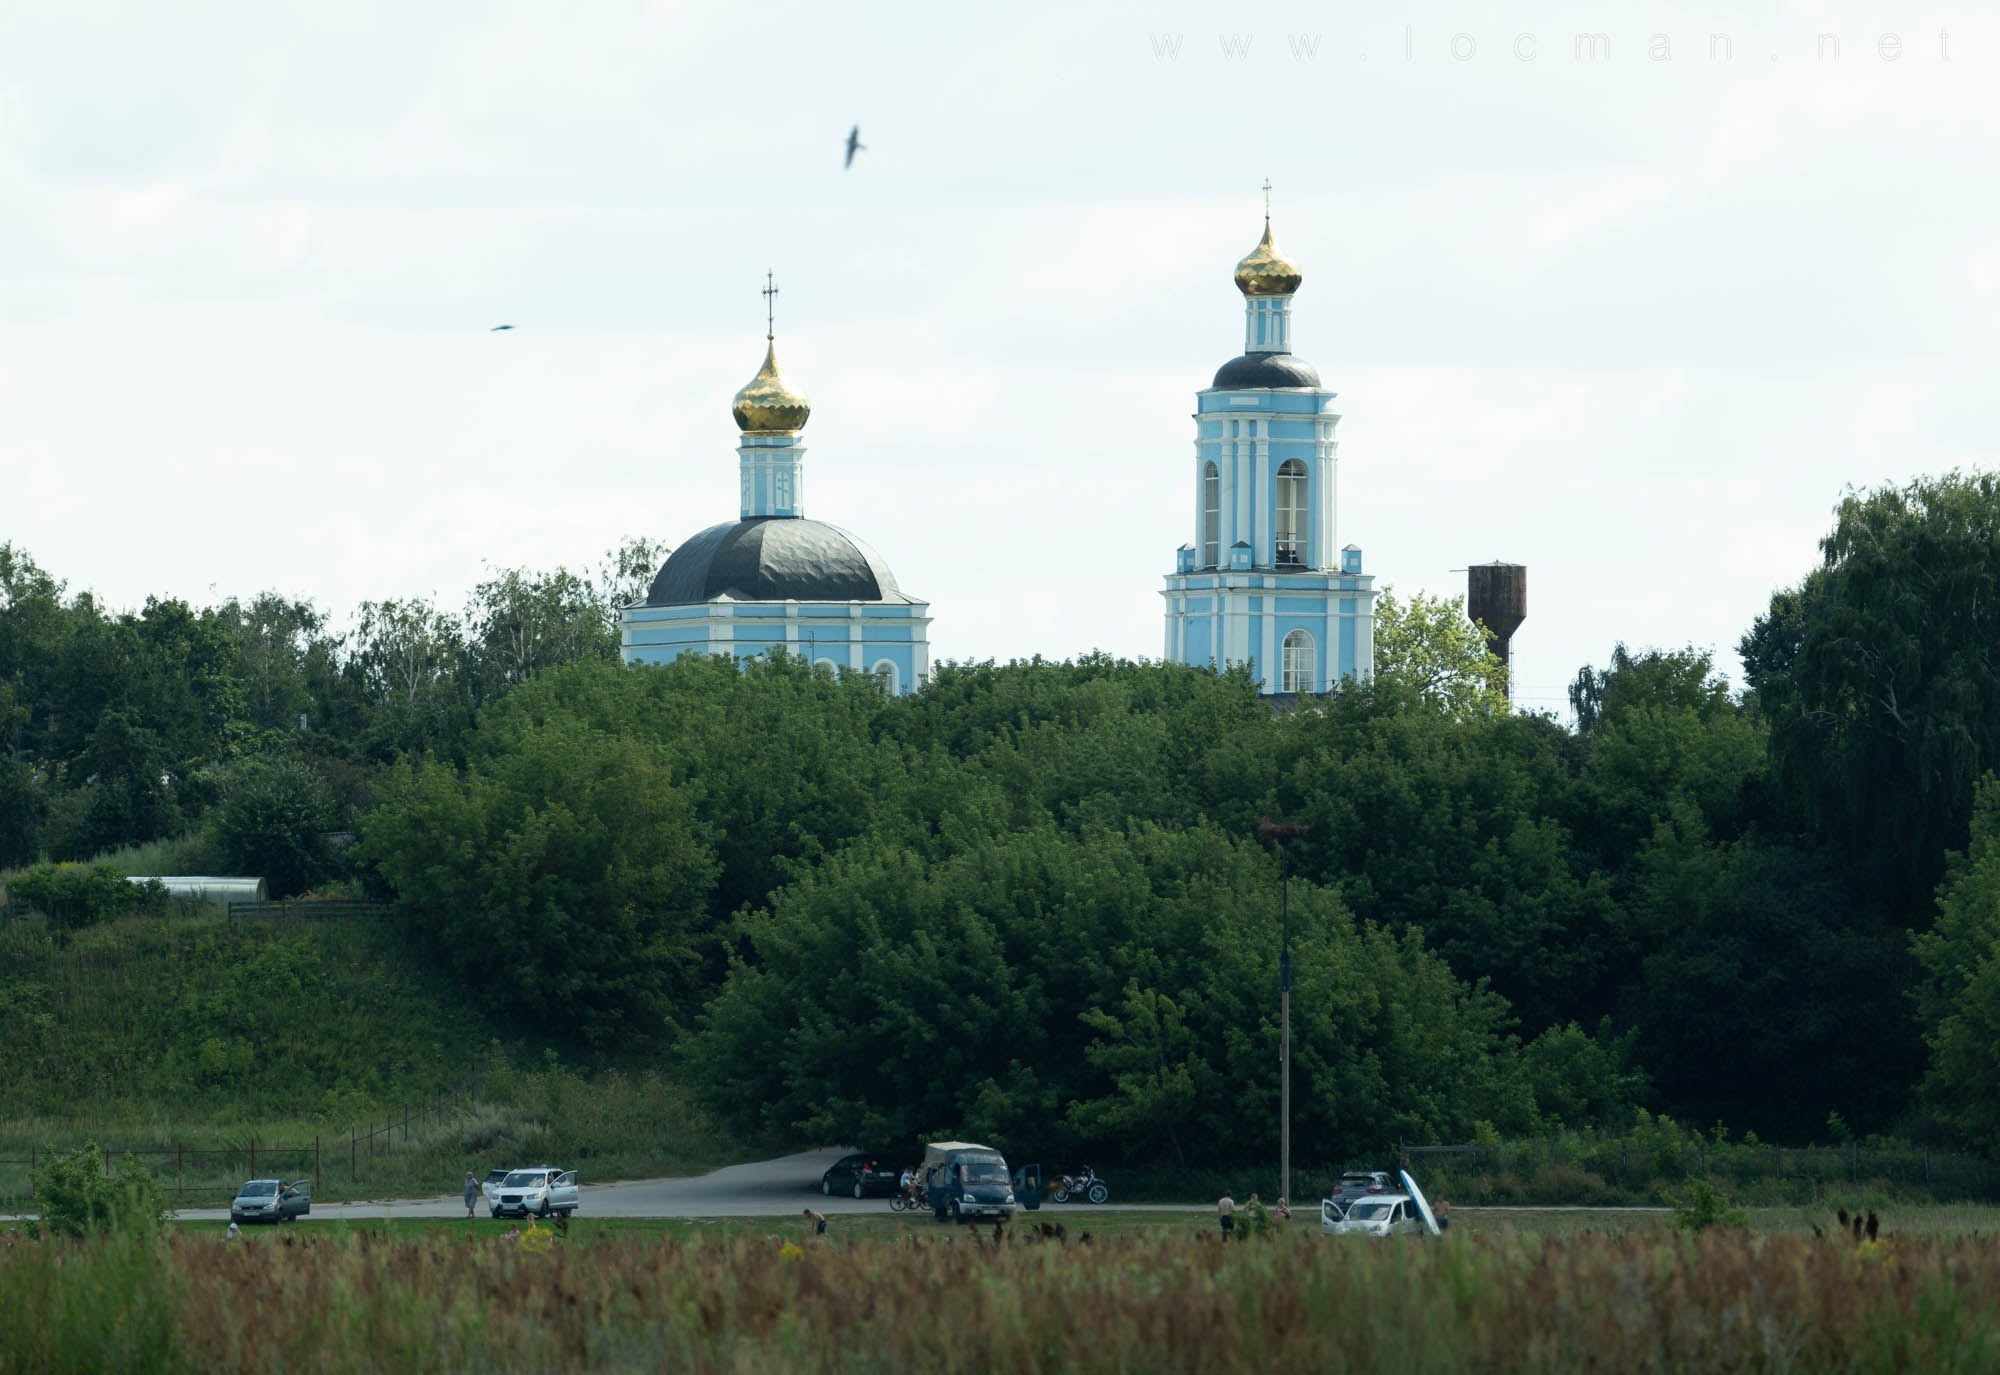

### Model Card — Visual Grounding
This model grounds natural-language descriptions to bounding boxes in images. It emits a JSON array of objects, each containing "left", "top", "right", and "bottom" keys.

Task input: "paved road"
[
  {"left": 34, "top": 1149, "right": 1664, "bottom": 1225},
  {"left": 163, "top": 1148, "right": 1205, "bottom": 1223}
]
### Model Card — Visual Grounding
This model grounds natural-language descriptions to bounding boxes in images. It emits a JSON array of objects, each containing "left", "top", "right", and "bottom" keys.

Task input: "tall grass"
[
  {"left": 0, "top": 907, "right": 758, "bottom": 1208},
  {"left": 6, "top": 1227, "right": 2000, "bottom": 1373}
]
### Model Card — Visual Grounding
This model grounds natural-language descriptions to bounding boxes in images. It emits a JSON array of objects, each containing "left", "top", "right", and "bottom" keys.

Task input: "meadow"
[{"left": 6, "top": 1215, "right": 2000, "bottom": 1373}]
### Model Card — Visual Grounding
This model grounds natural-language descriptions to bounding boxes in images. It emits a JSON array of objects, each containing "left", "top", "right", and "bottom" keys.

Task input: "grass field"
[{"left": 6, "top": 1211, "right": 2000, "bottom": 1373}]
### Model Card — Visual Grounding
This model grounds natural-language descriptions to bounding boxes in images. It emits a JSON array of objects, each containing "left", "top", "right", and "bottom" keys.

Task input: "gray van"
[{"left": 921, "top": 1141, "right": 1017, "bottom": 1223}]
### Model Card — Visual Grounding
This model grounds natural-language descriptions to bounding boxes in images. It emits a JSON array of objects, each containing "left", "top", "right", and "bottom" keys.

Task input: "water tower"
[{"left": 1466, "top": 562, "right": 1527, "bottom": 698}]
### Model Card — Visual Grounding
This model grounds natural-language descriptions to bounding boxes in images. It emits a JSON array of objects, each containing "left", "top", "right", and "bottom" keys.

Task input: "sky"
[{"left": 2, "top": 1, "right": 1994, "bottom": 717}]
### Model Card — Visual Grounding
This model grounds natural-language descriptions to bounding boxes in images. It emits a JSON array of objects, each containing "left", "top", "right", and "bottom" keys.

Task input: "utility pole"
[{"left": 1259, "top": 818, "right": 1308, "bottom": 1209}]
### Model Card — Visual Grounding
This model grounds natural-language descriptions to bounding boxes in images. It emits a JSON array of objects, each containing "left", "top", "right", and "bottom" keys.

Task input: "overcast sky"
[{"left": 3, "top": 1, "right": 1992, "bottom": 715}]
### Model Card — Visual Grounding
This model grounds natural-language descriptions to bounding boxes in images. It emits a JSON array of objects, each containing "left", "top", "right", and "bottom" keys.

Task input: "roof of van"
[{"left": 923, "top": 1141, "right": 998, "bottom": 1155}]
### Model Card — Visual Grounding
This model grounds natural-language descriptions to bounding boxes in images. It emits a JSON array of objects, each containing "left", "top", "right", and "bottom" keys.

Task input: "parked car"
[
  {"left": 819, "top": 1153, "right": 903, "bottom": 1199},
  {"left": 231, "top": 1178, "right": 310, "bottom": 1224},
  {"left": 1321, "top": 1170, "right": 1443, "bottom": 1239},
  {"left": 1325, "top": 1170, "right": 1394, "bottom": 1218},
  {"left": 1322, "top": 1192, "right": 1425, "bottom": 1237},
  {"left": 480, "top": 1169, "right": 511, "bottom": 1212},
  {"left": 491, "top": 1166, "right": 579, "bottom": 1219}
]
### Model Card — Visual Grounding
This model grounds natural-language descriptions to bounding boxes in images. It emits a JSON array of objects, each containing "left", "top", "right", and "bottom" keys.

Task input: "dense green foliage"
[
  {"left": 29, "top": 1140, "right": 171, "bottom": 1238},
  {"left": 7, "top": 863, "right": 166, "bottom": 931},
  {"left": 1742, "top": 472, "right": 2000, "bottom": 912},
  {"left": 0, "top": 537, "right": 663, "bottom": 881},
  {"left": 9, "top": 471, "right": 2000, "bottom": 1168}
]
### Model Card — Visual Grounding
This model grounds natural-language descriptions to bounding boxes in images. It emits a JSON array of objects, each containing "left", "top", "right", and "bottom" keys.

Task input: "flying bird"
[
  {"left": 490, "top": 324, "right": 515, "bottom": 331},
  {"left": 844, "top": 125, "right": 865, "bottom": 170}
]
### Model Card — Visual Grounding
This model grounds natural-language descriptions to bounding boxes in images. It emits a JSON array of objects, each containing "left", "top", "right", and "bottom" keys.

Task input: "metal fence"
[
  {"left": 1, "top": 1066, "right": 485, "bottom": 1210},
  {"left": 0, "top": 1141, "right": 323, "bottom": 1204},
  {"left": 342, "top": 1068, "right": 483, "bottom": 1181},
  {"left": 226, "top": 899, "right": 386, "bottom": 921}
]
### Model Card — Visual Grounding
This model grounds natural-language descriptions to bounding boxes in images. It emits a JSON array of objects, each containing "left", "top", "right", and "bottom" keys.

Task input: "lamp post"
[{"left": 1259, "top": 818, "right": 1308, "bottom": 1209}]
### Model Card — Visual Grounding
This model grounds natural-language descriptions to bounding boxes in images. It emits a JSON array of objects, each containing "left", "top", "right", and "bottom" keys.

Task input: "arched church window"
[
  {"left": 1202, "top": 462, "right": 1220, "bottom": 568},
  {"left": 1275, "top": 459, "right": 1307, "bottom": 567},
  {"left": 871, "top": 659, "right": 899, "bottom": 695},
  {"left": 1281, "top": 629, "right": 1315, "bottom": 694}
]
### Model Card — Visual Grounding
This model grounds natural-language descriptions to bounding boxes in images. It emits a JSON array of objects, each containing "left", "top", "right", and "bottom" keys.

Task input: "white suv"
[{"left": 491, "top": 1166, "right": 579, "bottom": 1219}]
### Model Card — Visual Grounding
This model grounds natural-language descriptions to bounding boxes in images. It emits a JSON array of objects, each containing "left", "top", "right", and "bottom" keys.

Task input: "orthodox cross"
[
  {"left": 762, "top": 271, "right": 779, "bottom": 340},
  {"left": 1262, "top": 180, "right": 1272, "bottom": 220}
]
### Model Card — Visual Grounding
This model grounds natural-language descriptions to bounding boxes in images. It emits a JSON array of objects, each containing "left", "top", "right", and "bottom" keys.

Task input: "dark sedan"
[
  {"left": 1326, "top": 1170, "right": 1394, "bottom": 1217},
  {"left": 819, "top": 1153, "right": 904, "bottom": 1199}
]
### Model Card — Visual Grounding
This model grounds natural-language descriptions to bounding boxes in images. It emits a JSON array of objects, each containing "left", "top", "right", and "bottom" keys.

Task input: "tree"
[
  {"left": 1913, "top": 774, "right": 2000, "bottom": 1142},
  {"left": 1620, "top": 810, "right": 1920, "bottom": 1137},
  {"left": 347, "top": 596, "right": 472, "bottom": 762},
  {"left": 1742, "top": 472, "right": 2000, "bottom": 916},
  {"left": 206, "top": 757, "right": 340, "bottom": 897},
  {"left": 358, "top": 704, "right": 718, "bottom": 1044},
  {"left": 1372, "top": 586, "right": 1510, "bottom": 718},
  {"left": 464, "top": 565, "right": 617, "bottom": 700}
]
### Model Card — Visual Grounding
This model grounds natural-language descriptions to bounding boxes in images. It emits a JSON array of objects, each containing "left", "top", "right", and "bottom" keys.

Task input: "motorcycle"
[{"left": 1050, "top": 1170, "right": 1110, "bottom": 1205}]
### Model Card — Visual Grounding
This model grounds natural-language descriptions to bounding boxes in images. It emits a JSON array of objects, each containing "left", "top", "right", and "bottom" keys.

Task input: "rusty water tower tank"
[{"left": 1466, "top": 562, "right": 1527, "bottom": 680}]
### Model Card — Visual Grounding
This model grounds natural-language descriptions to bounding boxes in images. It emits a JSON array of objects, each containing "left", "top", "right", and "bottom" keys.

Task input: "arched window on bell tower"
[
  {"left": 1282, "top": 629, "right": 1315, "bottom": 693},
  {"left": 1275, "top": 459, "right": 1307, "bottom": 567},
  {"left": 1202, "top": 462, "right": 1220, "bottom": 568}
]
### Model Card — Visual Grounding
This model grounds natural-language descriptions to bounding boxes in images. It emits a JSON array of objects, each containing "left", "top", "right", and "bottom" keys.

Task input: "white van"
[{"left": 491, "top": 1166, "right": 579, "bottom": 1219}]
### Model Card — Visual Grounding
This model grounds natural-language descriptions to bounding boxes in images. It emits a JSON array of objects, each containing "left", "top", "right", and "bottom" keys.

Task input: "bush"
[
  {"left": 1668, "top": 1177, "right": 1749, "bottom": 1232},
  {"left": 32, "top": 1140, "right": 172, "bottom": 1238},
  {"left": 7, "top": 863, "right": 160, "bottom": 931}
]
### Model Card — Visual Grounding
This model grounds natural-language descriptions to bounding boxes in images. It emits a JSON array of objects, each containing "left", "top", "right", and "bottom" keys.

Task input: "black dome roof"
[
  {"left": 645, "top": 517, "right": 903, "bottom": 606},
  {"left": 1211, "top": 351, "right": 1321, "bottom": 389}
]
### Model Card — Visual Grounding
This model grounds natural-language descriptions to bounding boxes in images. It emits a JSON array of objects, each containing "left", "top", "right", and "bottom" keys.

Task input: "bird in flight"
[
  {"left": 490, "top": 324, "right": 515, "bottom": 331},
  {"left": 844, "top": 125, "right": 865, "bottom": 170}
]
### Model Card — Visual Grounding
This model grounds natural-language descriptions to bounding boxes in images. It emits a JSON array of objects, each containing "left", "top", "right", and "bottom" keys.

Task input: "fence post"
[
  {"left": 403, "top": 1105, "right": 409, "bottom": 1144},
  {"left": 177, "top": 1145, "right": 183, "bottom": 1198},
  {"left": 315, "top": 1137, "right": 321, "bottom": 1194},
  {"left": 250, "top": 1143, "right": 256, "bottom": 1177},
  {"left": 351, "top": 1126, "right": 357, "bottom": 1184}
]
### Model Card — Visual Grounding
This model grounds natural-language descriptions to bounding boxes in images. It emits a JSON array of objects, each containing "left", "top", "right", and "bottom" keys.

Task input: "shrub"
[
  {"left": 8, "top": 862, "right": 155, "bottom": 931},
  {"left": 1668, "top": 1177, "right": 1749, "bottom": 1232},
  {"left": 32, "top": 1140, "right": 172, "bottom": 1238}
]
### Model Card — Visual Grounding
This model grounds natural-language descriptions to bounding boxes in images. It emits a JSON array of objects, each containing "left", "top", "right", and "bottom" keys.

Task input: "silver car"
[
  {"left": 491, "top": 1166, "right": 579, "bottom": 1219},
  {"left": 230, "top": 1178, "right": 310, "bottom": 1224}
]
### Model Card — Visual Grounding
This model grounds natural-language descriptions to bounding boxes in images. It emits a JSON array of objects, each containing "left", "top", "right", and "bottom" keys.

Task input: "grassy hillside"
[
  {"left": 0, "top": 908, "right": 755, "bottom": 1207},
  {"left": 0, "top": 908, "right": 489, "bottom": 1121}
]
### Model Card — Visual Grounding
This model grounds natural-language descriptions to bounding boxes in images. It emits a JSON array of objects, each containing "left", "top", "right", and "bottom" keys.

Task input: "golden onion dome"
[
  {"left": 1233, "top": 218, "right": 1303, "bottom": 297},
  {"left": 730, "top": 339, "right": 811, "bottom": 434}
]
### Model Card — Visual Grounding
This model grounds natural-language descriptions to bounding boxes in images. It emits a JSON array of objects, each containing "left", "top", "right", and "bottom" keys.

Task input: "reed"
[{"left": 5, "top": 1223, "right": 2000, "bottom": 1373}]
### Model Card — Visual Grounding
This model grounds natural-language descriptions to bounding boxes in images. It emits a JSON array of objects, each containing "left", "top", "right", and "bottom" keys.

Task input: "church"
[
  {"left": 1161, "top": 204, "right": 1377, "bottom": 694},
  {"left": 618, "top": 280, "right": 933, "bottom": 693},
  {"left": 622, "top": 198, "right": 1375, "bottom": 699}
]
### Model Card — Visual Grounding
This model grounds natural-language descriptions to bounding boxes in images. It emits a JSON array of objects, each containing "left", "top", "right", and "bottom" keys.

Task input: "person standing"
[
  {"left": 1218, "top": 1191, "right": 1237, "bottom": 1239},
  {"left": 464, "top": 1171, "right": 479, "bottom": 1218},
  {"left": 226, "top": 1220, "right": 241, "bottom": 1243},
  {"left": 803, "top": 1207, "right": 827, "bottom": 1239}
]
